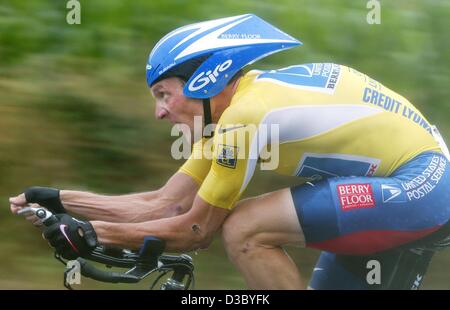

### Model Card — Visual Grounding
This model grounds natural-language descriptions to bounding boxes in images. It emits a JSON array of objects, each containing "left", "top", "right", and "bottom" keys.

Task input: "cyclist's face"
[{"left": 151, "top": 77, "right": 202, "bottom": 130}]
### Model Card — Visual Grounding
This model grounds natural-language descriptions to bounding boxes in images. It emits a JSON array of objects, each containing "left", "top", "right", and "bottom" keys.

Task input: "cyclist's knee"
[
  {"left": 222, "top": 213, "right": 254, "bottom": 260},
  {"left": 222, "top": 208, "right": 273, "bottom": 262},
  {"left": 222, "top": 189, "right": 304, "bottom": 261}
]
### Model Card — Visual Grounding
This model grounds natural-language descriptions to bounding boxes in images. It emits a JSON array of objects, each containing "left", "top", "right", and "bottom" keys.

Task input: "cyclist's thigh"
[
  {"left": 291, "top": 152, "right": 450, "bottom": 255},
  {"left": 224, "top": 188, "right": 305, "bottom": 246}
]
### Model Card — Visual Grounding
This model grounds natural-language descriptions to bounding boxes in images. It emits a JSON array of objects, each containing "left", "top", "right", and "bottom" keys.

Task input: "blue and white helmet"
[{"left": 146, "top": 14, "right": 302, "bottom": 99}]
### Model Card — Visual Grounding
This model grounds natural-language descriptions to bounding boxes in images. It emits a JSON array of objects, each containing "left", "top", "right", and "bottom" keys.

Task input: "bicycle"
[{"left": 17, "top": 206, "right": 195, "bottom": 290}]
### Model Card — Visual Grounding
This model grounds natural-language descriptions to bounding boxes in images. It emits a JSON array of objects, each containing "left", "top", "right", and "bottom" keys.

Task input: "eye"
[
  {"left": 162, "top": 91, "right": 171, "bottom": 99},
  {"left": 153, "top": 89, "right": 171, "bottom": 101},
  {"left": 155, "top": 91, "right": 165, "bottom": 99}
]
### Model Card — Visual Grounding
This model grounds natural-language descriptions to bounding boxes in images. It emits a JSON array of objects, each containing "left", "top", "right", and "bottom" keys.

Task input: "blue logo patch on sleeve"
[{"left": 216, "top": 144, "right": 238, "bottom": 169}]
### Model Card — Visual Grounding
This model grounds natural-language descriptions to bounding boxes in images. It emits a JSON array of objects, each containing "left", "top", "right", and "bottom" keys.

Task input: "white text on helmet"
[{"left": 188, "top": 60, "right": 233, "bottom": 92}]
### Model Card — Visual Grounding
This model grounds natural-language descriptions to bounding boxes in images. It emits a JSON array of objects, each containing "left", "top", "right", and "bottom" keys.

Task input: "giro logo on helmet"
[{"left": 188, "top": 60, "right": 233, "bottom": 92}]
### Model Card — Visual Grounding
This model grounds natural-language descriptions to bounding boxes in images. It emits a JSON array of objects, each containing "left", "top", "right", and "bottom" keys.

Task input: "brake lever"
[{"left": 17, "top": 206, "right": 59, "bottom": 226}]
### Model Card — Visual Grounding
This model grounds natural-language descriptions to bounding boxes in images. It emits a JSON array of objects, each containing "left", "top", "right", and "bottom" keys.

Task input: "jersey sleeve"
[
  {"left": 197, "top": 96, "right": 267, "bottom": 209},
  {"left": 178, "top": 137, "right": 212, "bottom": 186}
]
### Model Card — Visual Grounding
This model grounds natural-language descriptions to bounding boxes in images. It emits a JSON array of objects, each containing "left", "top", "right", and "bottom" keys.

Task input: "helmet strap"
[{"left": 202, "top": 98, "right": 214, "bottom": 138}]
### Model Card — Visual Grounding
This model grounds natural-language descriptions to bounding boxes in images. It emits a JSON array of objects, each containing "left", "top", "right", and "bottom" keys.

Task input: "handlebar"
[
  {"left": 18, "top": 206, "right": 195, "bottom": 290},
  {"left": 77, "top": 257, "right": 141, "bottom": 283}
]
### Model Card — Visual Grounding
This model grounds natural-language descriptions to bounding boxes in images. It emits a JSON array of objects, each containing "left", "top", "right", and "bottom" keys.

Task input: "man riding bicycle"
[{"left": 10, "top": 14, "right": 450, "bottom": 289}]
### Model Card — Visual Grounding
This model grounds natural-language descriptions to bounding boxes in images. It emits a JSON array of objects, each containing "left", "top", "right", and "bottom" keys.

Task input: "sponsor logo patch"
[
  {"left": 337, "top": 183, "right": 376, "bottom": 211},
  {"left": 188, "top": 60, "right": 233, "bottom": 92},
  {"left": 216, "top": 144, "right": 238, "bottom": 169},
  {"left": 381, "top": 184, "right": 406, "bottom": 203}
]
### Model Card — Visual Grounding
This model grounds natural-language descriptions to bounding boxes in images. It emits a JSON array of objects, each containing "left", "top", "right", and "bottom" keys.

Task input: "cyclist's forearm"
[
  {"left": 60, "top": 190, "right": 184, "bottom": 222},
  {"left": 92, "top": 196, "right": 229, "bottom": 251},
  {"left": 92, "top": 215, "right": 201, "bottom": 251},
  {"left": 58, "top": 173, "right": 198, "bottom": 223}
]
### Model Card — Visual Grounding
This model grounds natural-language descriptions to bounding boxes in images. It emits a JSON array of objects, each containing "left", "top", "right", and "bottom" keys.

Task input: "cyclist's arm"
[
  {"left": 60, "top": 172, "right": 198, "bottom": 223},
  {"left": 89, "top": 100, "right": 264, "bottom": 250},
  {"left": 89, "top": 108, "right": 260, "bottom": 250},
  {"left": 91, "top": 194, "right": 229, "bottom": 251}
]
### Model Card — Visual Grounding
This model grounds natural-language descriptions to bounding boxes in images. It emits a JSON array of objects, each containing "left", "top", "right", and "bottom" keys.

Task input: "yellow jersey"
[{"left": 179, "top": 63, "right": 440, "bottom": 209}]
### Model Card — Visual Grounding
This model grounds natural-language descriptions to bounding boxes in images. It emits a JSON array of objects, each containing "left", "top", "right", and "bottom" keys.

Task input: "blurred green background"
[{"left": 0, "top": 0, "right": 449, "bottom": 289}]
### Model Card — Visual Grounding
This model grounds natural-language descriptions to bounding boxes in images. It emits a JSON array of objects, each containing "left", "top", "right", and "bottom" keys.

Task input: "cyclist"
[{"left": 10, "top": 14, "right": 450, "bottom": 289}]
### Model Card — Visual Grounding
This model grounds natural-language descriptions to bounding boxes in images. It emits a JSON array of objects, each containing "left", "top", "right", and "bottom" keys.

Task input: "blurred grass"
[{"left": 0, "top": 0, "right": 449, "bottom": 289}]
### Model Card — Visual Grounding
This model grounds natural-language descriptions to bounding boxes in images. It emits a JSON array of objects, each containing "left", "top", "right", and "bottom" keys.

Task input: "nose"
[{"left": 155, "top": 103, "right": 168, "bottom": 120}]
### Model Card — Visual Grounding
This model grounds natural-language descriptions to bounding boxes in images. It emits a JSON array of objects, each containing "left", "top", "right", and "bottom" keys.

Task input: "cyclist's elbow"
[
  {"left": 189, "top": 229, "right": 214, "bottom": 251},
  {"left": 168, "top": 231, "right": 212, "bottom": 252}
]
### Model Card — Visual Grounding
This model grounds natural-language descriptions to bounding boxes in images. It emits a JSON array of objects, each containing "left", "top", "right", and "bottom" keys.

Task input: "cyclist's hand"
[
  {"left": 43, "top": 214, "right": 98, "bottom": 260},
  {"left": 9, "top": 197, "right": 44, "bottom": 227},
  {"left": 9, "top": 191, "right": 28, "bottom": 212},
  {"left": 10, "top": 187, "right": 66, "bottom": 214}
]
